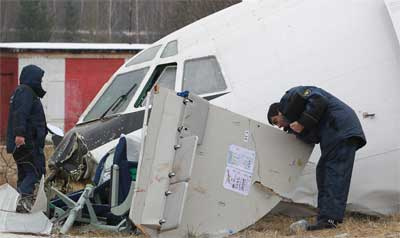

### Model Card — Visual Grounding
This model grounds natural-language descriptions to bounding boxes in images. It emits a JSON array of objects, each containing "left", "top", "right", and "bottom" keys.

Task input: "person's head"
[
  {"left": 19, "top": 65, "right": 46, "bottom": 98},
  {"left": 267, "top": 102, "right": 289, "bottom": 129}
]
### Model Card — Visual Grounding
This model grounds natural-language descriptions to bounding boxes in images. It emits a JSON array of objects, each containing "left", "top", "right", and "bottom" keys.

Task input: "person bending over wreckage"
[
  {"left": 6, "top": 65, "right": 48, "bottom": 213},
  {"left": 268, "top": 86, "right": 366, "bottom": 231}
]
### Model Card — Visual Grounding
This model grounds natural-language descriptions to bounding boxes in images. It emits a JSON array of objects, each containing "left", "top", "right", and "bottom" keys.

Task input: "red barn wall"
[
  {"left": 64, "top": 58, "right": 125, "bottom": 131},
  {"left": 0, "top": 57, "right": 18, "bottom": 143}
]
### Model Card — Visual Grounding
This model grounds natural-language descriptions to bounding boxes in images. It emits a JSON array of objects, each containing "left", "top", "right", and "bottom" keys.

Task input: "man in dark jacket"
[
  {"left": 268, "top": 86, "right": 366, "bottom": 231},
  {"left": 6, "top": 65, "right": 48, "bottom": 206}
]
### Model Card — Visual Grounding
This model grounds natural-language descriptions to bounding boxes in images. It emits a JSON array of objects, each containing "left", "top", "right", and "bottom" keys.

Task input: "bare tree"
[
  {"left": 0, "top": 0, "right": 19, "bottom": 41},
  {"left": 108, "top": 0, "right": 112, "bottom": 42},
  {"left": 16, "top": 0, "right": 53, "bottom": 41},
  {"left": 64, "top": 0, "right": 79, "bottom": 41}
]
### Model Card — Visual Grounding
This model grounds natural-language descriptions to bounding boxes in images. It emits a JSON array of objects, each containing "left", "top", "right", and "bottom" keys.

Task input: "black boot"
[
  {"left": 16, "top": 195, "right": 33, "bottom": 213},
  {"left": 306, "top": 219, "right": 338, "bottom": 231}
]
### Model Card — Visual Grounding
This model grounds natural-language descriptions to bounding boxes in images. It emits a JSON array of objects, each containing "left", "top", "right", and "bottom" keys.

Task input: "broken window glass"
[
  {"left": 83, "top": 67, "right": 149, "bottom": 122},
  {"left": 126, "top": 45, "right": 162, "bottom": 67},
  {"left": 182, "top": 56, "right": 227, "bottom": 95},
  {"left": 135, "top": 64, "right": 177, "bottom": 108},
  {"left": 161, "top": 40, "right": 178, "bottom": 58}
]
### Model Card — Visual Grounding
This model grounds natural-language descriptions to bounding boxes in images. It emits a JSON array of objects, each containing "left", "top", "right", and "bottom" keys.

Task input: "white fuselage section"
[{"left": 78, "top": 0, "right": 400, "bottom": 214}]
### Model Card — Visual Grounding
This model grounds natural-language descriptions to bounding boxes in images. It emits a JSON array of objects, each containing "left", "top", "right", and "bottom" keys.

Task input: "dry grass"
[
  {"left": 61, "top": 226, "right": 138, "bottom": 237},
  {"left": 233, "top": 213, "right": 400, "bottom": 238},
  {"left": 49, "top": 213, "right": 400, "bottom": 237},
  {"left": 0, "top": 145, "right": 17, "bottom": 186},
  {"left": 0, "top": 145, "right": 54, "bottom": 186}
]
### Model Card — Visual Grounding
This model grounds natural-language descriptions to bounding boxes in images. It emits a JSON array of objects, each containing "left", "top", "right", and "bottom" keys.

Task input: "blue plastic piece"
[{"left": 177, "top": 90, "right": 190, "bottom": 98}]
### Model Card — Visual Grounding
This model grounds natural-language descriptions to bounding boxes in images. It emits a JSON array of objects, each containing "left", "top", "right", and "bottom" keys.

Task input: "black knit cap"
[{"left": 267, "top": 102, "right": 280, "bottom": 125}]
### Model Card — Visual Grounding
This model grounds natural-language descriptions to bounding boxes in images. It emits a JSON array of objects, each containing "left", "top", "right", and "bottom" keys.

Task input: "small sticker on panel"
[
  {"left": 226, "top": 144, "right": 255, "bottom": 173},
  {"left": 243, "top": 130, "right": 249, "bottom": 143},
  {"left": 223, "top": 167, "right": 252, "bottom": 196}
]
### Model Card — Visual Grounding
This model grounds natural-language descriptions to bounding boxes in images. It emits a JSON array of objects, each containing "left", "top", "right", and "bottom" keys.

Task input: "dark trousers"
[
  {"left": 13, "top": 145, "right": 45, "bottom": 196},
  {"left": 316, "top": 139, "right": 358, "bottom": 222}
]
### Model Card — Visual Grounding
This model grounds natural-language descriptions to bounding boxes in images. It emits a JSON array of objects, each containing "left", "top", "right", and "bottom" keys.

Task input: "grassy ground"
[
  {"left": 0, "top": 145, "right": 17, "bottom": 186},
  {"left": 1, "top": 145, "right": 399, "bottom": 237},
  {"left": 56, "top": 213, "right": 400, "bottom": 238},
  {"left": 233, "top": 213, "right": 400, "bottom": 238},
  {"left": 0, "top": 145, "right": 54, "bottom": 186}
]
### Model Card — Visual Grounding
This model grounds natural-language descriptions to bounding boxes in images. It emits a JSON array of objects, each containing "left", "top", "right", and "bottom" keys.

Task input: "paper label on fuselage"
[{"left": 223, "top": 144, "right": 255, "bottom": 195}]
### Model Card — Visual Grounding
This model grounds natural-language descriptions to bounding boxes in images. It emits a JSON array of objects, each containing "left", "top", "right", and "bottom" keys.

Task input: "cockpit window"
[
  {"left": 182, "top": 56, "right": 227, "bottom": 95},
  {"left": 157, "top": 66, "right": 177, "bottom": 90},
  {"left": 135, "top": 63, "right": 177, "bottom": 108},
  {"left": 161, "top": 40, "right": 178, "bottom": 58},
  {"left": 126, "top": 45, "right": 162, "bottom": 67},
  {"left": 83, "top": 67, "right": 149, "bottom": 122}
]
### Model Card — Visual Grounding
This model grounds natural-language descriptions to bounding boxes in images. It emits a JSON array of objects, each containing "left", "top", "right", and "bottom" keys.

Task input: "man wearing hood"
[{"left": 6, "top": 65, "right": 48, "bottom": 210}]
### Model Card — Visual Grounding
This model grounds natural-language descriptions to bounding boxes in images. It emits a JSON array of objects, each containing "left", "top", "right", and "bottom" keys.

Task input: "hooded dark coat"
[{"left": 6, "top": 65, "right": 47, "bottom": 154}]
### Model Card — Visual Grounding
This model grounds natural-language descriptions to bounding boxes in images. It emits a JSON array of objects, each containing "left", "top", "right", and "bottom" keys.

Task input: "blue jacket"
[
  {"left": 279, "top": 86, "right": 366, "bottom": 152},
  {"left": 6, "top": 65, "right": 47, "bottom": 153}
]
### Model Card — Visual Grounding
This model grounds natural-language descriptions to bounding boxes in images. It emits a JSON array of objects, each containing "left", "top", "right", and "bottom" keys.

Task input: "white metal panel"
[
  {"left": 131, "top": 88, "right": 313, "bottom": 237},
  {"left": 130, "top": 90, "right": 185, "bottom": 228},
  {"left": 160, "top": 182, "right": 188, "bottom": 231},
  {"left": 170, "top": 136, "right": 198, "bottom": 184},
  {"left": 0, "top": 211, "right": 53, "bottom": 235},
  {"left": 179, "top": 93, "right": 209, "bottom": 145},
  {"left": 160, "top": 103, "right": 310, "bottom": 237},
  {"left": 0, "top": 184, "right": 19, "bottom": 212}
]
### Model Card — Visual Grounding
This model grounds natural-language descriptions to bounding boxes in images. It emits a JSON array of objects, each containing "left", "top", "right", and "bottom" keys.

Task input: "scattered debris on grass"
[{"left": 1, "top": 145, "right": 399, "bottom": 237}]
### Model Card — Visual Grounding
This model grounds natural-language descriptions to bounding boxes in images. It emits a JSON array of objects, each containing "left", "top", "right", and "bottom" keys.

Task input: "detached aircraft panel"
[{"left": 130, "top": 88, "right": 313, "bottom": 237}]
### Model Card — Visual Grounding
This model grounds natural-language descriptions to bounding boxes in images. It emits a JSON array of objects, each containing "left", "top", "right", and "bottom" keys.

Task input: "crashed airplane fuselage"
[{"left": 50, "top": 0, "right": 400, "bottom": 215}]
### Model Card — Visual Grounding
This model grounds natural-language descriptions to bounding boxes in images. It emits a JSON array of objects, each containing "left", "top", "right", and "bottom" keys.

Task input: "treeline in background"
[{"left": 0, "top": 0, "right": 240, "bottom": 43}]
